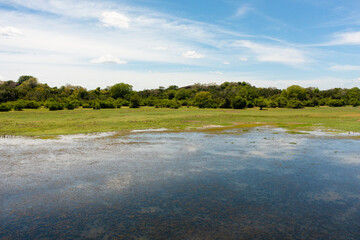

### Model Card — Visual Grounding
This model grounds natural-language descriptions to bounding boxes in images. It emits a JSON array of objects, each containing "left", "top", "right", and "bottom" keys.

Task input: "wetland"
[{"left": 1, "top": 127, "right": 360, "bottom": 239}]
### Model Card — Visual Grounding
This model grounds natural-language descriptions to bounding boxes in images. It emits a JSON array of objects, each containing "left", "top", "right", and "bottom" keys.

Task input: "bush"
[
  {"left": 195, "top": 91, "right": 214, "bottom": 108},
  {"left": 319, "top": 98, "right": 328, "bottom": 106},
  {"left": 276, "top": 97, "right": 287, "bottom": 108},
  {"left": 348, "top": 98, "right": 360, "bottom": 107},
  {"left": 0, "top": 103, "right": 11, "bottom": 112},
  {"left": 100, "top": 100, "right": 116, "bottom": 109},
  {"left": 91, "top": 101, "right": 101, "bottom": 110},
  {"left": 169, "top": 100, "right": 181, "bottom": 109},
  {"left": 247, "top": 101, "right": 255, "bottom": 108},
  {"left": 24, "top": 101, "right": 40, "bottom": 109},
  {"left": 65, "top": 101, "right": 77, "bottom": 110},
  {"left": 82, "top": 102, "right": 92, "bottom": 108},
  {"left": 232, "top": 96, "right": 247, "bottom": 109},
  {"left": 45, "top": 100, "right": 64, "bottom": 111},
  {"left": 328, "top": 99, "right": 345, "bottom": 107},
  {"left": 220, "top": 98, "right": 231, "bottom": 109},
  {"left": 286, "top": 99, "right": 303, "bottom": 109},
  {"left": 129, "top": 94, "right": 141, "bottom": 108},
  {"left": 115, "top": 99, "right": 123, "bottom": 108},
  {"left": 120, "top": 99, "right": 129, "bottom": 106},
  {"left": 269, "top": 100, "right": 278, "bottom": 108},
  {"left": 14, "top": 100, "right": 25, "bottom": 111}
]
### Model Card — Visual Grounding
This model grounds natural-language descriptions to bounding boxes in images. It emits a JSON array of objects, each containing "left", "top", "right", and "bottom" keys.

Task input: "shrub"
[
  {"left": 276, "top": 97, "right": 287, "bottom": 108},
  {"left": 319, "top": 98, "right": 328, "bottom": 106},
  {"left": 120, "top": 99, "right": 129, "bottom": 106},
  {"left": 349, "top": 98, "right": 360, "bottom": 107},
  {"left": 24, "top": 101, "right": 40, "bottom": 109},
  {"left": 114, "top": 99, "right": 123, "bottom": 108},
  {"left": 269, "top": 100, "right": 278, "bottom": 108},
  {"left": 129, "top": 94, "right": 141, "bottom": 108},
  {"left": 0, "top": 103, "right": 11, "bottom": 112},
  {"left": 232, "top": 96, "right": 247, "bottom": 109},
  {"left": 195, "top": 91, "right": 214, "bottom": 108},
  {"left": 286, "top": 99, "right": 303, "bottom": 109},
  {"left": 91, "top": 101, "right": 101, "bottom": 110},
  {"left": 328, "top": 99, "right": 345, "bottom": 107},
  {"left": 65, "top": 101, "right": 77, "bottom": 110},
  {"left": 169, "top": 100, "right": 181, "bottom": 109},
  {"left": 247, "top": 101, "right": 255, "bottom": 108},
  {"left": 100, "top": 100, "right": 116, "bottom": 109},
  {"left": 49, "top": 103, "right": 64, "bottom": 111},
  {"left": 14, "top": 100, "right": 25, "bottom": 111},
  {"left": 82, "top": 102, "right": 92, "bottom": 108},
  {"left": 220, "top": 98, "right": 231, "bottom": 108},
  {"left": 45, "top": 100, "right": 64, "bottom": 111}
]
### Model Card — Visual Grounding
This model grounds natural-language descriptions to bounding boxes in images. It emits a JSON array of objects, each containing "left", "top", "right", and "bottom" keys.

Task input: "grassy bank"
[{"left": 0, "top": 106, "right": 359, "bottom": 136}]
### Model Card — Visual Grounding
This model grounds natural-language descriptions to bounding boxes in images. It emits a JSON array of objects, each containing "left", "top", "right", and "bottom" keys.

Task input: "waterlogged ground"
[{"left": 1, "top": 128, "right": 360, "bottom": 239}]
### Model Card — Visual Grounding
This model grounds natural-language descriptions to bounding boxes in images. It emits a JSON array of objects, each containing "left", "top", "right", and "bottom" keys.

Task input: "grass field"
[{"left": 0, "top": 106, "right": 359, "bottom": 136}]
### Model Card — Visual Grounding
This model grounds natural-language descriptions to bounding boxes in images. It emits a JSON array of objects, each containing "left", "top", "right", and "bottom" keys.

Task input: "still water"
[{"left": 1, "top": 127, "right": 360, "bottom": 239}]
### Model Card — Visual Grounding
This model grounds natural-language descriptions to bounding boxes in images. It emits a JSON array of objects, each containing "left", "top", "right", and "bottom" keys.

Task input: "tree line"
[{"left": 0, "top": 75, "right": 359, "bottom": 111}]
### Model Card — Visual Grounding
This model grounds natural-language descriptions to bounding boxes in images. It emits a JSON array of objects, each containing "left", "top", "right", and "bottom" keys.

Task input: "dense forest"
[{"left": 0, "top": 75, "right": 359, "bottom": 111}]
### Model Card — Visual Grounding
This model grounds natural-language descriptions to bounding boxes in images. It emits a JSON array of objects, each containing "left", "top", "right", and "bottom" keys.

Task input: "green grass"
[{"left": 0, "top": 106, "right": 359, "bottom": 136}]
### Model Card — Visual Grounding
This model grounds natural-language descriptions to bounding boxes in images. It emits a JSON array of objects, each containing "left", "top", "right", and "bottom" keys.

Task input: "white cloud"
[
  {"left": 210, "top": 71, "right": 223, "bottom": 76},
  {"left": 182, "top": 50, "right": 205, "bottom": 59},
  {"left": 235, "top": 5, "right": 251, "bottom": 17},
  {"left": 223, "top": 61, "right": 230, "bottom": 65},
  {"left": 331, "top": 31, "right": 360, "bottom": 45},
  {"left": 240, "top": 57, "right": 248, "bottom": 62},
  {"left": 235, "top": 40, "right": 307, "bottom": 65},
  {"left": 152, "top": 46, "right": 168, "bottom": 51},
  {"left": 330, "top": 65, "right": 360, "bottom": 71},
  {"left": 0, "top": 74, "right": 4, "bottom": 80},
  {"left": 100, "top": 12, "right": 130, "bottom": 29},
  {"left": 90, "top": 54, "right": 127, "bottom": 64},
  {"left": 0, "top": 26, "right": 23, "bottom": 37}
]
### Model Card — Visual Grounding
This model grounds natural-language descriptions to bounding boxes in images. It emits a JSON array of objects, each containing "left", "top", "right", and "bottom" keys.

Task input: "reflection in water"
[{"left": 1, "top": 128, "right": 360, "bottom": 239}]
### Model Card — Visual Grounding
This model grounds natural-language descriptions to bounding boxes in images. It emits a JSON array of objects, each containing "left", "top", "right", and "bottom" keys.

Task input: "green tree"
[
  {"left": 281, "top": 85, "right": 308, "bottom": 101},
  {"left": 175, "top": 88, "right": 192, "bottom": 100},
  {"left": 255, "top": 97, "right": 268, "bottom": 110},
  {"left": 109, "top": 83, "right": 133, "bottom": 99},
  {"left": 17, "top": 75, "right": 34, "bottom": 85},
  {"left": 195, "top": 91, "right": 214, "bottom": 108},
  {"left": 129, "top": 94, "right": 141, "bottom": 108},
  {"left": 232, "top": 96, "right": 247, "bottom": 109}
]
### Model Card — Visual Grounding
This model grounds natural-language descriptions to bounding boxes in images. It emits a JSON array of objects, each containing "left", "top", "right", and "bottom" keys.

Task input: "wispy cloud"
[
  {"left": 0, "top": 26, "right": 22, "bottom": 37},
  {"left": 152, "top": 46, "right": 168, "bottom": 51},
  {"left": 234, "top": 5, "right": 252, "bottom": 17},
  {"left": 211, "top": 71, "right": 223, "bottom": 76},
  {"left": 182, "top": 50, "right": 205, "bottom": 59},
  {"left": 330, "top": 31, "right": 360, "bottom": 45},
  {"left": 90, "top": 54, "right": 127, "bottom": 64},
  {"left": 100, "top": 12, "right": 130, "bottom": 29},
  {"left": 239, "top": 57, "right": 248, "bottom": 62},
  {"left": 329, "top": 65, "right": 360, "bottom": 71},
  {"left": 234, "top": 40, "right": 307, "bottom": 65}
]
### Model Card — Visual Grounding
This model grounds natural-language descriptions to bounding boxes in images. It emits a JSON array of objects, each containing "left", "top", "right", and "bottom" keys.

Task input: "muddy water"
[{"left": 1, "top": 128, "right": 360, "bottom": 239}]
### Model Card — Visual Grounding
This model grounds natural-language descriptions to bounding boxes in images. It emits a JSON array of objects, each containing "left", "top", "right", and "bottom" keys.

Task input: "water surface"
[{"left": 1, "top": 128, "right": 360, "bottom": 239}]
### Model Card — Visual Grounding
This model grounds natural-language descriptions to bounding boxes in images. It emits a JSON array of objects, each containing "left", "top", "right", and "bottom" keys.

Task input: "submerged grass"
[{"left": 0, "top": 106, "right": 359, "bottom": 136}]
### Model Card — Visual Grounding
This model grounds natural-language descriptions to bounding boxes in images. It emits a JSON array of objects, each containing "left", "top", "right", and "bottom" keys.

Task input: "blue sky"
[{"left": 1, "top": 0, "right": 360, "bottom": 90}]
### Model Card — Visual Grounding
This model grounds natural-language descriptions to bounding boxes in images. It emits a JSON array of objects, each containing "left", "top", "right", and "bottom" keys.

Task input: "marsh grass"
[{"left": 0, "top": 106, "right": 359, "bottom": 136}]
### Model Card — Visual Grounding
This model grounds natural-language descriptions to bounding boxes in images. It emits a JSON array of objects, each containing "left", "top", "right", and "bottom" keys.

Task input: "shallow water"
[{"left": 1, "top": 127, "right": 360, "bottom": 239}]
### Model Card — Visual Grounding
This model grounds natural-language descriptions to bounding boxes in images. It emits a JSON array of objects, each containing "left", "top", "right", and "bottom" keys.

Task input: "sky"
[{"left": 1, "top": 0, "right": 360, "bottom": 90}]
